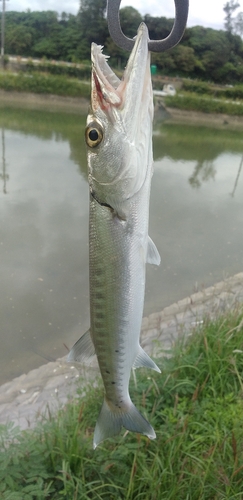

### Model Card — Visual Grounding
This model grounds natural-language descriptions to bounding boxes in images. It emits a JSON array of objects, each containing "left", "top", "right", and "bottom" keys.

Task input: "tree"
[
  {"left": 119, "top": 7, "right": 142, "bottom": 38},
  {"left": 152, "top": 51, "right": 176, "bottom": 73},
  {"left": 1, "top": 7, "right": 243, "bottom": 82},
  {"left": 186, "top": 26, "right": 235, "bottom": 79},
  {"left": 234, "top": 11, "right": 243, "bottom": 37},
  {"left": 103, "top": 7, "right": 142, "bottom": 69},
  {"left": 143, "top": 14, "right": 173, "bottom": 41},
  {"left": 78, "top": 0, "right": 108, "bottom": 46},
  {"left": 223, "top": 0, "right": 240, "bottom": 34},
  {"left": 5, "top": 25, "right": 32, "bottom": 55},
  {"left": 172, "top": 46, "right": 196, "bottom": 73}
]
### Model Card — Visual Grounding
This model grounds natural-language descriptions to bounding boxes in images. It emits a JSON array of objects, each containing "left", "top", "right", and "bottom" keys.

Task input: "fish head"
[{"left": 85, "top": 23, "right": 153, "bottom": 217}]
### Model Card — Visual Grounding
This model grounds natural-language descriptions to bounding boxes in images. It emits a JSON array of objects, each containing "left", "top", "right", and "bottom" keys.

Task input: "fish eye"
[{"left": 85, "top": 121, "right": 103, "bottom": 148}]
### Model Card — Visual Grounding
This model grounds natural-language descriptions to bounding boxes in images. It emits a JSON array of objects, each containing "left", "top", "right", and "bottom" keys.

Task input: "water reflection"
[
  {"left": 0, "top": 128, "right": 9, "bottom": 194},
  {"left": 230, "top": 154, "right": 243, "bottom": 197},
  {"left": 0, "top": 107, "right": 88, "bottom": 178},
  {"left": 189, "top": 160, "right": 216, "bottom": 189},
  {"left": 146, "top": 147, "right": 243, "bottom": 316},
  {"left": 0, "top": 110, "right": 90, "bottom": 383},
  {"left": 153, "top": 124, "right": 243, "bottom": 163},
  {"left": 0, "top": 107, "right": 243, "bottom": 384}
]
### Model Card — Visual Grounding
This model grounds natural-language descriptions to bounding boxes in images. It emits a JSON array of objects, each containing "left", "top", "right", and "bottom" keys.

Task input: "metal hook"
[{"left": 107, "top": 0, "right": 189, "bottom": 52}]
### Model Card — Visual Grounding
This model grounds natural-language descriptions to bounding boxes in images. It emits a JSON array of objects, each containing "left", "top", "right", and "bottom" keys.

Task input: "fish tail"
[{"left": 93, "top": 398, "right": 156, "bottom": 449}]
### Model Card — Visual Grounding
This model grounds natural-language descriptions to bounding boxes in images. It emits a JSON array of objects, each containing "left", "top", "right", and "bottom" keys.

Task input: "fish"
[{"left": 67, "top": 22, "right": 161, "bottom": 449}]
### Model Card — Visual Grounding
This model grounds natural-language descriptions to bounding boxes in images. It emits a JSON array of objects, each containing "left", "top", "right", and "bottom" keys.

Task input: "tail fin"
[{"left": 93, "top": 398, "right": 156, "bottom": 449}]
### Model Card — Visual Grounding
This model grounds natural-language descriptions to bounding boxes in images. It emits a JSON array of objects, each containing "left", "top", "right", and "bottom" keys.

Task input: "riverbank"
[
  {"left": 0, "top": 272, "right": 242, "bottom": 431},
  {"left": 1, "top": 90, "right": 243, "bottom": 129},
  {"left": 0, "top": 89, "right": 89, "bottom": 114},
  {"left": 166, "top": 106, "right": 243, "bottom": 130}
]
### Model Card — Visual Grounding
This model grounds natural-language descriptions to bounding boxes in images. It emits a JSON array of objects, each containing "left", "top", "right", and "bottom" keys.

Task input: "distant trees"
[
  {"left": 1, "top": 3, "right": 243, "bottom": 84},
  {"left": 2, "top": 11, "right": 80, "bottom": 60},
  {"left": 223, "top": 0, "right": 243, "bottom": 37},
  {"left": 151, "top": 23, "right": 243, "bottom": 83},
  {"left": 224, "top": 0, "right": 240, "bottom": 34},
  {"left": 77, "top": 0, "right": 108, "bottom": 50}
]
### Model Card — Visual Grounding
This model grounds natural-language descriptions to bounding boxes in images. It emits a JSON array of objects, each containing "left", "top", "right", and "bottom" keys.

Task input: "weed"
[
  {"left": 165, "top": 92, "right": 243, "bottom": 116},
  {"left": 0, "top": 72, "right": 91, "bottom": 99},
  {"left": 1, "top": 309, "right": 243, "bottom": 498}
]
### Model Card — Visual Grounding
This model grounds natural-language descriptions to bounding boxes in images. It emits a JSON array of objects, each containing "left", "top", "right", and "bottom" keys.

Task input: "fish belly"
[{"left": 89, "top": 194, "right": 145, "bottom": 403}]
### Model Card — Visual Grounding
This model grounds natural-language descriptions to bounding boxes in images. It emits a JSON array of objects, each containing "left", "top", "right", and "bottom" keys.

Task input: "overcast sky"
[{"left": 4, "top": 0, "right": 243, "bottom": 31}]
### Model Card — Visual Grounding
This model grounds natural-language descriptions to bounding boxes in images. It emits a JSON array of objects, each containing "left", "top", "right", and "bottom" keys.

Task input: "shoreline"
[
  {"left": 0, "top": 272, "right": 242, "bottom": 431},
  {"left": 0, "top": 89, "right": 89, "bottom": 114},
  {"left": 1, "top": 90, "right": 243, "bottom": 128},
  {"left": 165, "top": 106, "right": 243, "bottom": 129}
]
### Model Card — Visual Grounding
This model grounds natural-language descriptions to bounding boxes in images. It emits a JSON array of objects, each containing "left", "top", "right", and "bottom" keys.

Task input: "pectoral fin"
[
  {"left": 67, "top": 329, "right": 96, "bottom": 363},
  {"left": 133, "top": 346, "right": 161, "bottom": 373},
  {"left": 147, "top": 236, "right": 160, "bottom": 265}
]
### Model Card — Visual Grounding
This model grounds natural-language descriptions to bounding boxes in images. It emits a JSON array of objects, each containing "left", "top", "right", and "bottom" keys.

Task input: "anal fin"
[
  {"left": 67, "top": 329, "right": 96, "bottom": 363},
  {"left": 147, "top": 236, "right": 161, "bottom": 265},
  {"left": 133, "top": 346, "right": 161, "bottom": 373}
]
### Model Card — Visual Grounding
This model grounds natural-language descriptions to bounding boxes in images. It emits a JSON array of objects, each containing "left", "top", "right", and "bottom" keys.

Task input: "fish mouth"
[
  {"left": 88, "top": 23, "right": 153, "bottom": 209},
  {"left": 90, "top": 23, "right": 151, "bottom": 118}
]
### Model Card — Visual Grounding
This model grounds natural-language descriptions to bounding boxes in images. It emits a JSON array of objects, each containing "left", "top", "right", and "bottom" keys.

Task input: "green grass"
[
  {"left": 1, "top": 70, "right": 243, "bottom": 118},
  {"left": 164, "top": 92, "right": 243, "bottom": 116},
  {"left": 182, "top": 80, "right": 243, "bottom": 101},
  {"left": 1, "top": 309, "right": 243, "bottom": 499},
  {"left": 0, "top": 71, "right": 91, "bottom": 98},
  {"left": 26, "top": 60, "right": 91, "bottom": 81}
]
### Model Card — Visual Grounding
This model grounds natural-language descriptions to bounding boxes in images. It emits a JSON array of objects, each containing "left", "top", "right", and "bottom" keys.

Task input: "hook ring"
[{"left": 107, "top": 0, "right": 189, "bottom": 52}]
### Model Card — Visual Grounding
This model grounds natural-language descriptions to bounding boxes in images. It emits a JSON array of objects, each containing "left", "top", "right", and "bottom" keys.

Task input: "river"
[{"left": 0, "top": 104, "right": 243, "bottom": 384}]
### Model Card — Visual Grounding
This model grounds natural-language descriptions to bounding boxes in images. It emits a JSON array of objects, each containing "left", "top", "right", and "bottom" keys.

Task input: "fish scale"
[{"left": 68, "top": 23, "right": 161, "bottom": 448}]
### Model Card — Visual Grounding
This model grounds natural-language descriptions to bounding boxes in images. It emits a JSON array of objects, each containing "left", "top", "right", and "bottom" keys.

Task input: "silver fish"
[{"left": 68, "top": 23, "right": 161, "bottom": 449}]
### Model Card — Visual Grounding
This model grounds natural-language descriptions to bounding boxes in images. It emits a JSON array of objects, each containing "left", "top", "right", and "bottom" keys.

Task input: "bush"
[
  {"left": 25, "top": 61, "right": 91, "bottom": 81},
  {"left": 182, "top": 79, "right": 243, "bottom": 101},
  {"left": 165, "top": 92, "right": 243, "bottom": 116},
  {"left": 0, "top": 72, "right": 91, "bottom": 98}
]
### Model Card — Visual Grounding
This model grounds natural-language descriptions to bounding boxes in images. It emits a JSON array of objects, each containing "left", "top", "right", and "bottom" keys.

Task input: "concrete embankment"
[{"left": 0, "top": 273, "right": 242, "bottom": 431}]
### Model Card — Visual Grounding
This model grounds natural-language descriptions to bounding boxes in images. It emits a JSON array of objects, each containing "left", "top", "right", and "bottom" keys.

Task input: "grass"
[
  {"left": 1, "top": 69, "right": 243, "bottom": 118},
  {"left": 182, "top": 80, "right": 243, "bottom": 101},
  {"left": 26, "top": 60, "right": 91, "bottom": 81},
  {"left": 164, "top": 92, "right": 243, "bottom": 116},
  {"left": 1, "top": 309, "right": 243, "bottom": 499},
  {"left": 0, "top": 71, "right": 91, "bottom": 98}
]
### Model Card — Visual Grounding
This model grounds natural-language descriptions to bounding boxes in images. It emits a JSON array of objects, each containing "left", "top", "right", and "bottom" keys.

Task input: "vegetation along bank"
[
  {"left": 1, "top": 2, "right": 243, "bottom": 119},
  {"left": 1, "top": 306, "right": 243, "bottom": 498},
  {"left": 1, "top": 0, "right": 243, "bottom": 84}
]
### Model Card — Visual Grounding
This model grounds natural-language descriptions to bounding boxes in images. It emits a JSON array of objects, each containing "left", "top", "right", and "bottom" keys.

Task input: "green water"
[{"left": 0, "top": 106, "right": 243, "bottom": 383}]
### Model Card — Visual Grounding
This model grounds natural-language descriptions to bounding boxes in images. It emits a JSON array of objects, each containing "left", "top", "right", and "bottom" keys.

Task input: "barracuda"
[{"left": 68, "top": 23, "right": 161, "bottom": 449}]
